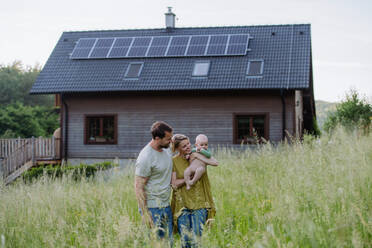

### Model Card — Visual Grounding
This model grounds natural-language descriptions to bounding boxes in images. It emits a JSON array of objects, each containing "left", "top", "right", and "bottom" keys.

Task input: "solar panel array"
[{"left": 70, "top": 34, "right": 250, "bottom": 59}]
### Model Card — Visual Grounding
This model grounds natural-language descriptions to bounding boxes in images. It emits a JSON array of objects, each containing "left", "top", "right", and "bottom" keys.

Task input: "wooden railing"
[
  {"left": 0, "top": 137, "right": 61, "bottom": 179},
  {"left": 0, "top": 138, "right": 29, "bottom": 159}
]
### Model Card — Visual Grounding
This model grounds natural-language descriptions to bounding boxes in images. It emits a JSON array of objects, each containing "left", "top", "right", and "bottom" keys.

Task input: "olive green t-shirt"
[{"left": 171, "top": 155, "right": 216, "bottom": 223}]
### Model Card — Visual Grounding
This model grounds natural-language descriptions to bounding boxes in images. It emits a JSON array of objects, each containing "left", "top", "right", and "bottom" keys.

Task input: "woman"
[{"left": 171, "top": 134, "right": 218, "bottom": 248}]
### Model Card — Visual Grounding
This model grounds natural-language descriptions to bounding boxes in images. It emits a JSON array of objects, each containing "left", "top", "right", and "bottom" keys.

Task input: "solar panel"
[
  {"left": 70, "top": 38, "right": 96, "bottom": 59},
  {"left": 76, "top": 38, "right": 96, "bottom": 48},
  {"left": 226, "top": 44, "right": 247, "bottom": 55},
  {"left": 226, "top": 34, "right": 250, "bottom": 55},
  {"left": 108, "top": 38, "right": 133, "bottom": 58},
  {"left": 114, "top": 37, "right": 133, "bottom": 47},
  {"left": 209, "top": 35, "right": 228, "bottom": 44},
  {"left": 146, "top": 37, "right": 170, "bottom": 57},
  {"left": 95, "top": 38, "right": 115, "bottom": 47},
  {"left": 71, "top": 48, "right": 92, "bottom": 59},
  {"left": 186, "top": 36, "right": 208, "bottom": 56},
  {"left": 151, "top": 36, "right": 171, "bottom": 46},
  {"left": 132, "top": 37, "right": 151, "bottom": 46},
  {"left": 127, "top": 47, "right": 148, "bottom": 57},
  {"left": 147, "top": 46, "right": 167, "bottom": 57},
  {"left": 71, "top": 34, "right": 250, "bottom": 59},
  {"left": 166, "top": 36, "right": 189, "bottom": 56},
  {"left": 167, "top": 45, "right": 187, "bottom": 56},
  {"left": 89, "top": 38, "right": 114, "bottom": 58},
  {"left": 187, "top": 45, "right": 207, "bottom": 56},
  {"left": 229, "top": 34, "right": 249, "bottom": 44},
  {"left": 170, "top": 36, "right": 189, "bottom": 46},
  {"left": 109, "top": 47, "right": 130, "bottom": 58},
  {"left": 206, "top": 45, "right": 226, "bottom": 55}
]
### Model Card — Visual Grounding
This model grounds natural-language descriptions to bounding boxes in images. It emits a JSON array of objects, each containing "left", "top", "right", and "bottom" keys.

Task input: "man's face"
[{"left": 157, "top": 131, "right": 173, "bottom": 149}]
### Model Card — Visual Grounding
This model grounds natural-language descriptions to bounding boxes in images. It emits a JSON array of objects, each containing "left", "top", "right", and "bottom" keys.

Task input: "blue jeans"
[
  {"left": 147, "top": 206, "right": 173, "bottom": 244},
  {"left": 177, "top": 208, "right": 208, "bottom": 248}
]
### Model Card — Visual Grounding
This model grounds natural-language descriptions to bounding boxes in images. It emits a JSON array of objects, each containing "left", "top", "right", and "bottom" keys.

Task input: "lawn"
[{"left": 0, "top": 129, "right": 371, "bottom": 247}]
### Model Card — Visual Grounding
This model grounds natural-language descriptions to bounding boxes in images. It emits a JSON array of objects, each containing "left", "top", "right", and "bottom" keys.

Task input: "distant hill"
[{"left": 315, "top": 100, "right": 338, "bottom": 130}]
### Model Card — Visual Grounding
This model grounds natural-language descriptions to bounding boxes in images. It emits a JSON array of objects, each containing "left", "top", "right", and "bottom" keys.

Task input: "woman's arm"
[
  {"left": 171, "top": 171, "right": 185, "bottom": 189},
  {"left": 193, "top": 153, "right": 219, "bottom": 166}
]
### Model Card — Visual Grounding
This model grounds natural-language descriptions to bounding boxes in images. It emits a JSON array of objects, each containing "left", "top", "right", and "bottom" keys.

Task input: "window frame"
[
  {"left": 125, "top": 62, "right": 144, "bottom": 79},
  {"left": 246, "top": 59, "right": 264, "bottom": 76},
  {"left": 84, "top": 114, "right": 118, "bottom": 145},
  {"left": 192, "top": 60, "right": 211, "bottom": 77},
  {"left": 233, "top": 113, "right": 269, "bottom": 144}
]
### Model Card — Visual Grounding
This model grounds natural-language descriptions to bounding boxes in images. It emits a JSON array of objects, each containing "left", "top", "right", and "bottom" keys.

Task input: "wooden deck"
[{"left": 0, "top": 137, "right": 61, "bottom": 184}]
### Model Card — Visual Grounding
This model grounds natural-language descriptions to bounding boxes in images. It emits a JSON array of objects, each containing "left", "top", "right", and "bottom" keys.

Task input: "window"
[
  {"left": 247, "top": 60, "right": 264, "bottom": 76},
  {"left": 125, "top": 62, "right": 144, "bottom": 78},
  {"left": 234, "top": 114, "right": 268, "bottom": 144},
  {"left": 192, "top": 61, "right": 210, "bottom": 77},
  {"left": 85, "top": 115, "right": 117, "bottom": 144}
]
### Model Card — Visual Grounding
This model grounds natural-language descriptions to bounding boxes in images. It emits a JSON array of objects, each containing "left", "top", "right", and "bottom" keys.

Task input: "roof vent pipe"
[{"left": 165, "top": 7, "right": 176, "bottom": 29}]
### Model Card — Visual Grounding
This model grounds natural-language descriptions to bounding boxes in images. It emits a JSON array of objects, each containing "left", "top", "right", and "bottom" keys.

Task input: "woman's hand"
[{"left": 171, "top": 172, "right": 186, "bottom": 189}]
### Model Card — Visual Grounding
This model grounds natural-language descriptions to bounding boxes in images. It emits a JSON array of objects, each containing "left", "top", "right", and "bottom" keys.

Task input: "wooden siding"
[{"left": 63, "top": 93, "right": 295, "bottom": 158}]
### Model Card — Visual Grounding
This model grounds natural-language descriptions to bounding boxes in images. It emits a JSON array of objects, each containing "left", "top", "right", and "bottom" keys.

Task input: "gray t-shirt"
[{"left": 135, "top": 143, "right": 173, "bottom": 208}]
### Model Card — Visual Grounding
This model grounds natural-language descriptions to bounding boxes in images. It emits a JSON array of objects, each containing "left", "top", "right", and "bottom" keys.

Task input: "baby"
[{"left": 184, "top": 134, "right": 218, "bottom": 190}]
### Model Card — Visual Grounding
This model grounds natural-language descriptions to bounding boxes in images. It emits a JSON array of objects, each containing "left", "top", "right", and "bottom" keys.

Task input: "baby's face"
[{"left": 195, "top": 138, "right": 208, "bottom": 150}]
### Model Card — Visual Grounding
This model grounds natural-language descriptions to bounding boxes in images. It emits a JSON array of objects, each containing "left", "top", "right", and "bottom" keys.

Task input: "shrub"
[
  {"left": 324, "top": 89, "right": 372, "bottom": 134},
  {"left": 22, "top": 161, "right": 117, "bottom": 183}
]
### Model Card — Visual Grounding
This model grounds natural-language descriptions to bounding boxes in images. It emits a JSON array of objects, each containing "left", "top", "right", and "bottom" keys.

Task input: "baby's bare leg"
[
  {"left": 184, "top": 167, "right": 194, "bottom": 190},
  {"left": 189, "top": 165, "right": 206, "bottom": 186}
]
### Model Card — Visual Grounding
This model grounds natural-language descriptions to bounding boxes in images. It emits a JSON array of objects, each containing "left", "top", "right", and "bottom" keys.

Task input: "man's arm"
[
  {"left": 193, "top": 153, "right": 219, "bottom": 166},
  {"left": 134, "top": 175, "right": 153, "bottom": 228}
]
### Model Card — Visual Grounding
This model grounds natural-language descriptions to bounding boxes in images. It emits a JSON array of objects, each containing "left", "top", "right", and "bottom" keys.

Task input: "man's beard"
[{"left": 159, "top": 143, "right": 170, "bottom": 149}]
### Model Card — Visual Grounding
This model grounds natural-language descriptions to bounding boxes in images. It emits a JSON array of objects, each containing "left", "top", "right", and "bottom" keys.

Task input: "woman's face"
[{"left": 177, "top": 139, "right": 191, "bottom": 155}]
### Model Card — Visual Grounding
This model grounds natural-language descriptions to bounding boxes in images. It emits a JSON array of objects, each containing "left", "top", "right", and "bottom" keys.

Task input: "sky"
[{"left": 1, "top": 0, "right": 371, "bottom": 102}]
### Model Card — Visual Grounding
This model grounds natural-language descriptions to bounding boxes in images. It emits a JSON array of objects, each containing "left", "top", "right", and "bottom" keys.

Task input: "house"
[{"left": 30, "top": 9, "right": 316, "bottom": 164}]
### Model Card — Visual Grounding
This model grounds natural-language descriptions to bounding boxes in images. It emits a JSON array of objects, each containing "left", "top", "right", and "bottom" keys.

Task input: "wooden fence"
[{"left": 0, "top": 137, "right": 60, "bottom": 179}]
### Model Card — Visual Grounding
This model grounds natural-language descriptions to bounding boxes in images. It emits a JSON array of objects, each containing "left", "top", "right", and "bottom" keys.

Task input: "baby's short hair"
[{"left": 195, "top": 134, "right": 208, "bottom": 144}]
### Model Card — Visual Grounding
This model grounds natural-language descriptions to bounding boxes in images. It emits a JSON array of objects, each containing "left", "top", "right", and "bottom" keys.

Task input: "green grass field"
[{"left": 0, "top": 129, "right": 371, "bottom": 247}]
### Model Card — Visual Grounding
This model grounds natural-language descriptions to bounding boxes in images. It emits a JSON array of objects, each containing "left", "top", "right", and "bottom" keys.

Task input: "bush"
[
  {"left": 22, "top": 161, "right": 117, "bottom": 183},
  {"left": 324, "top": 89, "right": 372, "bottom": 134}
]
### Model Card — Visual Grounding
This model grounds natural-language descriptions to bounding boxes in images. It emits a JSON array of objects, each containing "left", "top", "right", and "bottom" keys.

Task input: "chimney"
[{"left": 165, "top": 7, "right": 175, "bottom": 29}]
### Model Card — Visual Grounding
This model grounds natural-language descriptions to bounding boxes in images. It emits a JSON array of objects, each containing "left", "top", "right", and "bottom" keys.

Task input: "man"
[{"left": 134, "top": 121, "right": 173, "bottom": 243}]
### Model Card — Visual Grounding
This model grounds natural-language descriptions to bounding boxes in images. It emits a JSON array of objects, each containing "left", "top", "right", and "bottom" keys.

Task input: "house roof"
[{"left": 30, "top": 24, "right": 312, "bottom": 94}]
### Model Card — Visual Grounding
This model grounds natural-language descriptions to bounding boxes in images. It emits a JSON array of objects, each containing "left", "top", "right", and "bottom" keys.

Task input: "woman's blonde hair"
[{"left": 171, "top": 134, "right": 189, "bottom": 153}]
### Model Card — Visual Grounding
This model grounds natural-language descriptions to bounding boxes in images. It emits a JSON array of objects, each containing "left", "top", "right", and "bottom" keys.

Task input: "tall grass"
[{"left": 0, "top": 129, "right": 371, "bottom": 247}]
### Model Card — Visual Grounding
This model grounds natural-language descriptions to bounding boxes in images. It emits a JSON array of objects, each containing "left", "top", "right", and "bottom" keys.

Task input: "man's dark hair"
[{"left": 151, "top": 121, "right": 173, "bottom": 139}]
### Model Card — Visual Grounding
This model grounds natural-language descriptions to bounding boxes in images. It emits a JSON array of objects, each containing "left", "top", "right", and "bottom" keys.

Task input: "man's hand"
[
  {"left": 135, "top": 175, "right": 154, "bottom": 228},
  {"left": 142, "top": 211, "right": 154, "bottom": 228}
]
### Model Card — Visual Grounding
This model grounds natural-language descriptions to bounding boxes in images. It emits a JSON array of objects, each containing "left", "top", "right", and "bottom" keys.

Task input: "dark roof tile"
[{"left": 31, "top": 24, "right": 311, "bottom": 94}]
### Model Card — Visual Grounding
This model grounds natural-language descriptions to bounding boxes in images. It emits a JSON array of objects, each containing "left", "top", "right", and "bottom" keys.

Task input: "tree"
[
  {"left": 0, "top": 61, "right": 59, "bottom": 138},
  {"left": 324, "top": 89, "right": 372, "bottom": 134},
  {"left": 0, "top": 102, "right": 59, "bottom": 138},
  {"left": 0, "top": 61, "right": 53, "bottom": 107}
]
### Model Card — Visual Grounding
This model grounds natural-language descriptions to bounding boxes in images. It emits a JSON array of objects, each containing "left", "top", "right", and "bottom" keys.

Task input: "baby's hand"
[
  {"left": 185, "top": 154, "right": 191, "bottom": 160},
  {"left": 196, "top": 147, "right": 202, "bottom": 152}
]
